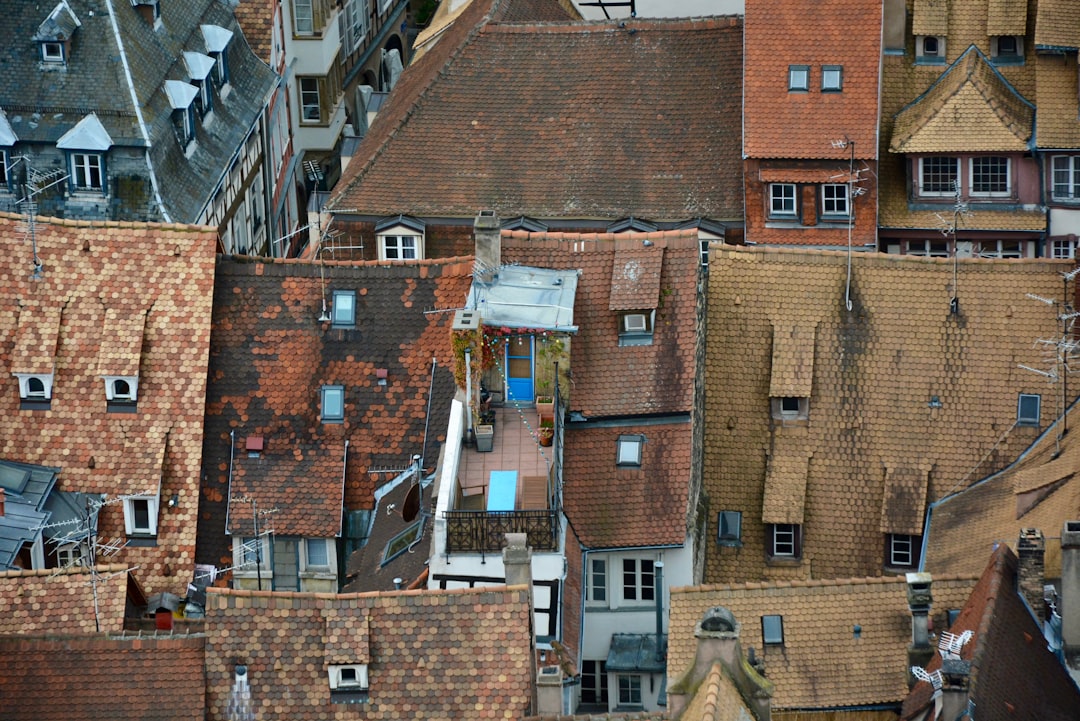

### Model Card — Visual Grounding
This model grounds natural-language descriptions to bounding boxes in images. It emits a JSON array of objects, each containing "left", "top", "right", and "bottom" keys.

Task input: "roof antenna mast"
[{"left": 13, "top": 156, "right": 68, "bottom": 280}]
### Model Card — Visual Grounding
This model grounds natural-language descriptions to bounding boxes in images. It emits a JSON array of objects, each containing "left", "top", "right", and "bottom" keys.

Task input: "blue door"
[{"left": 505, "top": 335, "right": 534, "bottom": 404}]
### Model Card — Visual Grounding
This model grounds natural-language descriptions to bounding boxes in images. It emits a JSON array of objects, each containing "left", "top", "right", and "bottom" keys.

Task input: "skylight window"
[
  {"left": 616, "top": 435, "right": 644, "bottom": 467},
  {"left": 321, "top": 385, "right": 344, "bottom": 423},
  {"left": 762, "top": 615, "right": 784, "bottom": 645},
  {"left": 331, "top": 290, "right": 356, "bottom": 328}
]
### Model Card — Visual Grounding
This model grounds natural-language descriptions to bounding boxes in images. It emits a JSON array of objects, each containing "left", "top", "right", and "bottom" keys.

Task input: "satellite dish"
[{"left": 401, "top": 483, "right": 421, "bottom": 523}]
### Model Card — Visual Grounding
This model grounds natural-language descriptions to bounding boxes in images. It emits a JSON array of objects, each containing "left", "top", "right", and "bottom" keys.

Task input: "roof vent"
[
  {"left": 452, "top": 309, "right": 481, "bottom": 330},
  {"left": 246, "top": 436, "right": 264, "bottom": 457}
]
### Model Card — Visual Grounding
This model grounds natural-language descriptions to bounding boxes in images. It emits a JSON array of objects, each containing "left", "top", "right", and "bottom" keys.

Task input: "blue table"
[{"left": 487, "top": 470, "right": 518, "bottom": 511}]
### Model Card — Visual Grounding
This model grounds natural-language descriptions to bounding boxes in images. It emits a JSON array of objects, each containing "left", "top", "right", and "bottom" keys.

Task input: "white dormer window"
[
  {"left": 328, "top": 664, "right": 368, "bottom": 691},
  {"left": 70, "top": 152, "right": 104, "bottom": 192},
  {"left": 618, "top": 310, "right": 655, "bottom": 346},
  {"left": 104, "top": 375, "right": 138, "bottom": 402},
  {"left": 375, "top": 216, "right": 426, "bottom": 261},
  {"left": 34, "top": 1, "right": 80, "bottom": 66},
  {"left": 123, "top": 495, "right": 158, "bottom": 536},
  {"left": 15, "top": 373, "right": 54, "bottom": 403}
]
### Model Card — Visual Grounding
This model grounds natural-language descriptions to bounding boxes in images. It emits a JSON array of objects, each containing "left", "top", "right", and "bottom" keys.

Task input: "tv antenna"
[
  {"left": 938, "top": 629, "right": 972, "bottom": 659},
  {"left": 911, "top": 666, "right": 944, "bottom": 697},
  {"left": 228, "top": 495, "right": 279, "bottom": 590},
  {"left": 381, "top": 455, "right": 425, "bottom": 523},
  {"left": 12, "top": 156, "right": 68, "bottom": 280},
  {"left": 934, "top": 182, "right": 970, "bottom": 315},
  {"left": 829, "top": 136, "right": 869, "bottom": 312}
]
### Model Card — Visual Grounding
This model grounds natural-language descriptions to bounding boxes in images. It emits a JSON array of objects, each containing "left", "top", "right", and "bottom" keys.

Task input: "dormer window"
[
  {"left": 992, "top": 36, "right": 1023, "bottom": 63},
  {"left": 123, "top": 495, "right": 158, "bottom": 537},
  {"left": 328, "top": 663, "right": 369, "bottom": 703},
  {"left": 15, "top": 373, "right": 54, "bottom": 409},
  {"left": 617, "top": 310, "right": 655, "bottom": 346},
  {"left": 375, "top": 215, "right": 426, "bottom": 261},
  {"left": 57, "top": 114, "right": 113, "bottom": 195},
  {"left": 917, "top": 36, "right": 945, "bottom": 63},
  {"left": 34, "top": 1, "right": 80, "bottom": 67},
  {"left": 772, "top": 396, "right": 809, "bottom": 421},
  {"left": 165, "top": 80, "right": 199, "bottom": 150},
  {"left": 201, "top": 25, "right": 234, "bottom": 90},
  {"left": 131, "top": 0, "right": 161, "bottom": 28},
  {"left": 41, "top": 41, "right": 65, "bottom": 63},
  {"left": 183, "top": 53, "right": 216, "bottom": 119},
  {"left": 104, "top": 375, "right": 138, "bottom": 412}
]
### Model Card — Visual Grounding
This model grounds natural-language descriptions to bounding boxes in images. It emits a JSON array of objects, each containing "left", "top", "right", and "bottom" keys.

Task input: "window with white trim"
[
  {"left": 616, "top": 434, "right": 644, "bottom": 467},
  {"left": 235, "top": 535, "right": 271, "bottom": 571},
  {"left": 976, "top": 240, "right": 1022, "bottom": 258},
  {"left": 621, "top": 558, "right": 655, "bottom": 602},
  {"left": 821, "top": 65, "right": 843, "bottom": 91},
  {"left": 766, "top": 523, "right": 801, "bottom": 559},
  {"left": 196, "top": 78, "right": 213, "bottom": 118},
  {"left": 580, "top": 660, "right": 608, "bottom": 707},
  {"left": 906, "top": 239, "right": 950, "bottom": 257},
  {"left": 887, "top": 533, "right": 920, "bottom": 568},
  {"left": 586, "top": 557, "right": 607, "bottom": 603},
  {"left": 41, "top": 41, "right": 65, "bottom": 63},
  {"left": 301, "top": 538, "right": 333, "bottom": 572},
  {"left": 104, "top": 376, "right": 138, "bottom": 402},
  {"left": 1018, "top": 393, "right": 1040, "bottom": 426},
  {"left": 299, "top": 77, "right": 322, "bottom": 123},
  {"left": 618, "top": 310, "right": 655, "bottom": 346},
  {"left": 294, "top": 0, "right": 314, "bottom": 34},
  {"left": 15, "top": 373, "right": 53, "bottom": 402},
  {"left": 616, "top": 674, "right": 642, "bottom": 708},
  {"left": 55, "top": 542, "right": 87, "bottom": 568},
  {"left": 821, "top": 183, "right": 849, "bottom": 218},
  {"left": 1051, "top": 239, "right": 1076, "bottom": 259},
  {"left": 328, "top": 664, "right": 368, "bottom": 690},
  {"left": 970, "top": 156, "right": 1009, "bottom": 196},
  {"left": 70, "top": 152, "right": 104, "bottom": 192},
  {"left": 917, "top": 36, "right": 944, "bottom": 61},
  {"left": 918, "top": 156, "right": 958, "bottom": 196},
  {"left": 124, "top": 496, "right": 158, "bottom": 536},
  {"left": 1052, "top": 156, "right": 1080, "bottom": 201},
  {"left": 378, "top": 233, "right": 421, "bottom": 260},
  {"left": 770, "top": 183, "right": 797, "bottom": 217},
  {"left": 344, "top": 0, "right": 369, "bottom": 51},
  {"left": 788, "top": 65, "right": 809, "bottom": 91},
  {"left": 717, "top": 511, "right": 742, "bottom": 546},
  {"left": 331, "top": 290, "right": 356, "bottom": 327},
  {"left": 321, "top": 385, "right": 345, "bottom": 423}
]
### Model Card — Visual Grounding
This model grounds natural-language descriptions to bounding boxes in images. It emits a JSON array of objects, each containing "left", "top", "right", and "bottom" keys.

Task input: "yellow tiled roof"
[
  {"left": 879, "top": 464, "right": 930, "bottom": 535},
  {"left": 891, "top": 48, "right": 1033, "bottom": 154},
  {"left": 769, "top": 322, "right": 816, "bottom": 397},
  {"left": 679, "top": 663, "right": 756, "bottom": 721},
  {"left": 762, "top": 434, "right": 811, "bottom": 525},
  {"left": 703, "top": 247, "right": 1068, "bottom": 583},
  {"left": 912, "top": 0, "right": 950, "bottom": 36},
  {"left": 10, "top": 303, "right": 61, "bottom": 374},
  {"left": 668, "top": 576, "right": 978, "bottom": 710},
  {"left": 1034, "top": 0, "right": 1080, "bottom": 49},
  {"left": 1035, "top": 53, "right": 1080, "bottom": 148},
  {"left": 986, "top": 0, "right": 1027, "bottom": 36}
]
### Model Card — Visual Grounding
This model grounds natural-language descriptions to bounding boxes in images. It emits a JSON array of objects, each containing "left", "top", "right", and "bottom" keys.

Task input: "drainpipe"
[
  {"left": 465, "top": 348, "right": 473, "bottom": 441},
  {"left": 655, "top": 561, "right": 665, "bottom": 662}
]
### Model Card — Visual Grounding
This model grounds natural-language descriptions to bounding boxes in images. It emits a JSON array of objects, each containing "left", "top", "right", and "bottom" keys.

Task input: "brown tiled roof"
[
  {"left": 678, "top": 662, "right": 756, "bottom": 721},
  {"left": 563, "top": 419, "right": 692, "bottom": 548},
  {"left": 233, "top": 0, "right": 275, "bottom": 63},
  {"left": 923, "top": 402, "right": 1080, "bottom": 578},
  {"left": 342, "top": 476, "right": 432, "bottom": 593},
  {"left": 768, "top": 323, "right": 815, "bottom": 397},
  {"left": 668, "top": 575, "right": 978, "bottom": 710},
  {"left": 912, "top": 0, "right": 950, "bottom": 36},
  {"left": 204, "top": 585, "right": 533, "bottom": 719},
  {"left": 329, "top": 16, "right": 744, "bottom": 221},
  {"left": 493, "top": 0, "right": 579, "bottom": 22},
  {"left": 1034, "top": 0, "right": 1080, "bottom": 49},
  {"left": 609, "top": 246, "right": 664, "bottom": 311},
  {"left": 227, "top": 447, "right": 345, "bottom": 537},
  {"left": 879, "top": 464, "right": 930, "bottom": 535},
  {"left": 761, "top": 435, "right": 810, "bottom": 525},
  {"left": 986, "top": 0, "right": 1027, "bottom": 35},
  {"left": 891, "top": 47, "right": 1033, "bottom": 154},
  {"left": 703, "top": 247, "right": 1067, "bottom": 583},
  {"left": 502, "top": 230, "right": 701, "bottom": 419},
  {"left": 0, "top": 213, "right": 217, "bottom": 596},
  {"left": 1035, "top": 53, "right": 1080, "bottom": 149},
  {"left": 197, "top": 256, "right": 473, "bottom": 569},
  {"left": 902, "top": 546, "right": 1080, "bottom": 720},
  {"left": 743, "top": 0, "right": 881, "bottom": 160},
  {"left": 0, "top": 565, "right": 129, "bottom": 635},
  {"left": 0, "top": 634, "right": 205, "bottom": 720}
]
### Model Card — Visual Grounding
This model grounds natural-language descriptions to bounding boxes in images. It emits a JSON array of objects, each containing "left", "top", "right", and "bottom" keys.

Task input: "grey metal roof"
[
  {"left": 42, "top": 490, "right": 103, "bottom": 544},
  {"left": 605, "top": 632, "right": 667, "bottom": 673},
  {"left": 0, "top": 108, "right": 16, "bottom": 145},
  {"left": 466, "top": 265, "right": 579, "bottom": 332},
  {"left": 0, "top": 460, "right": 60, "bottom": 569},
  {"left": 375, "top": 214, "right": 426, "bottom": 233}
]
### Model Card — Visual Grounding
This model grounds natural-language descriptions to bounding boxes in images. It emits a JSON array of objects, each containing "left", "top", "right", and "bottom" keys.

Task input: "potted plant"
[
  {"left": 534, "top": 336, "right": 567, "bottom": 413},
  {"left": 538, "top": 418, "right": 554, "bottom": 447}
]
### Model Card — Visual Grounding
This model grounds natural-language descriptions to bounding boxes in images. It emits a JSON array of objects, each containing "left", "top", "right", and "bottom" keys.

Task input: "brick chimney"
[
  {"left": 1017, "top": 528, "right": 1046, "bottom": 624},
  {"left": 668, "top": 607, "right": 773, "bottom": 721},
  {"left": 473, "top": 210, "right": 501, "bottom": 284},
  {"left": 502, "top": 533, "right": 541, "bottom": 714},
  {"left": 906, "top": 572, "right": 934, "bottom": 679},
  {"left": 1061, "top": 521, "right": 1080, "bottom": 652}
]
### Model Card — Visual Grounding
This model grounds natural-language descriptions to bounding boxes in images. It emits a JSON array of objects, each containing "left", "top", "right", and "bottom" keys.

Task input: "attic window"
[
  {"left": 887, "top": 533, "right": 921, "bottom": 569},
  {"left": 105, "top": 375, "right": 139, "bottom": 412},
  {"left": 788, "top": 65, "right": 809, "bottom": 92},
  {"left": 124, "top": 496, "right": 158, "bottom": 537},
  {"left": 917, "top": 36, "right": 945, "bottom": 63},
  {"left": 717, "top": 511, "right": 742, "bottom": 546},
  {"left": 992, "top": 36, "right": 1023, "bottom": 63},
  {"left": 616, "top": 435, "right": 644, "bottom": 467},
  {"left": 762, "top": 615, "right": 784, "bottom": 645},
  {"left": 618, "top": 311, "right": 655, "bottom": 346},
  {"left": 331, "top": 290, "right": 356, "bottom": 328},
  {"left": 1017, "top": 394, "right": 1040, "bottom": 426},
  {"left": 382, "top": 520, "right": 423, "bottom": 565},
  {"left": 41, "top": 42, "right": 65, "bottom": 63},
  {"left": 329, "top": 663, "right": 369, "bottom": 703},
  {"left": 771, "top": 396, "right": 808, "bottom": 421},
  {"left": 321, "top": 385, "right": 345, "bottom": 423},
  {"left": 821, "top": 65, "right": 843, "bottom": 92}
]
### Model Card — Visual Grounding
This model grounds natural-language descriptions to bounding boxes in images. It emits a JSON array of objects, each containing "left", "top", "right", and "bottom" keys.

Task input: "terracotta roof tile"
[
  {"left": 233, "top": 0, "right": 275, "bottom": 63},
  {"left": 609, "top": 246, "right": 664, "bottom": 311},
  {"left": 703, "top": 247, "right": 1067, "bottom": 583},
  {"left": 1034, "top": 0, "right": 1080, "bottom": 49},
  {"left": 204, "top": 584, "right": 533, "bottom": 719},
  {"left": 761, "top": 436, "right": 810, "bottom": 525},
  {"left": 986, "top": 0, "right": 1027, "bottom": 35},
  {"left": 330, "top": 16, "right": 744, "bottom": 221},
  {"left": 0, "top": 213, "right": 217, "bottom": 596},
  {"left": 0, "top": 565, "right": 129, "bottom": 635},
  {"left": 669, "top": 575, "right": 978, "bottom": 710}
]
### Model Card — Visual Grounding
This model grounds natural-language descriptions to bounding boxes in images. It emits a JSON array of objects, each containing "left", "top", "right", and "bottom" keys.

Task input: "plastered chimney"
[
  {"left": 473, "top": 210, "right": 501, "bottom": 283},
  {"left": 1017, "top": 528, "right": 1046, "bottom": 624},
  {"left": 906, "top": 572, "right": 934, "bottom": 676},
  {"left": 502, "top": 533, "right": 539, "bottom": 714},
  {"left": 1061, "top": 521, "right": 1080, "bottom": 651}
]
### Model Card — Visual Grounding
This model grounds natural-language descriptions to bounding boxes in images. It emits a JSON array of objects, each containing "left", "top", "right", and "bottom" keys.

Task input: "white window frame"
[
  {"left": 621, "top": 558, "right": 655, "bottom": 603},
  {"left": 331, "top": 290, "right": 356, "bottom": 327},
  {"left": 616, "top": 674, "right": 642, "bottom": 708},
  {"left": 821, "top": 183, "right": 849, "bottom": 218},
  {"left": 233, "top": 536, "right": 273, "bottom": 580},
  {"left": 769, "top": 523, "right": 799, "bottom": 558},
  {"left": 586, "top": 556, "right": 607, "bottom": 604},
  {"left": 197, "top": 78, "right": 213, "bottom": 118},
  {"left": 1018, "top": 393, "right": 1041, "bottom": 426},
  {"left": 1052, "top": 155, "right": 1080, "bottom": 201},
  {"left": 321, "top": 384, "right": 345, "bottom": 423},
  {"left": 124, "top": 496, "right": 158, "bottom": 536},
  {"left": 771, "top": 396, "right": 809, "bottom": 421},
  {"left": 788, "top": 65, "right": 809, "bottom": 91},
  {"left": 70, "top": 152, "right": 104, "bottom": 192},
  {"left": 378, "top": 233, "right": 422, "bottom": 260},
  {"left": 918, "top": 156, "right": 959, "bottom": 197},
  {"left": 717, "top": 511, "right": 742, "bottom": 546},
  {"left": 770, "top": 183, "right": 797, "bottom": 217},
  {"left": 15, "top": 373, "right": 54, "bottom": 401},
  {"left": 976, "top": 240, "right": 1022, "bottom": 258},
  {"left": 41, "top": 41, "right": 65, "bottom": 63},
  {"left": 328, "top": 664, "right": 369, "bottom": 690},
  {"left": 0, "top": 149, "right": 9, "bottom": 190},
  {"left": 969, "top": 156, "right": 1010, "bottom": 197},
  {"left": 344, "top": 0, "right": 369, "bottom": 51},
  {"left": 907, "top": 239, "right": 950, "bottom": 257},
  {"left": 104, "top": 375, "right": 139, "bottom": 402},
  {"left": 1051, "top": 239, "right": 1076, "bottom": 259},
  {"left": 55, "top": 542, "right": 87, "bottom": 568},
  {"left": 821, "top": 65, "right": 843, "bottom": 91},
  {"left": 299, "top": 77, "right": 322, "bottom": 123},
  {"left": 294, "top": 0, "right": 314, "bottom": 34},
  {"left": 301, "top": 537, "right": 335, "bottom": 573},
  {"left": 887, "top": 533, "right": 919, "bottom": 568}
]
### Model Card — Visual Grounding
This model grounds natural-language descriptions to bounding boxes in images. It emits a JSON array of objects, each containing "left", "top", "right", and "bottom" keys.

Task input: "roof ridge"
[
  {"left": 0, "top": 210, "right": 215, "bottom": 234},
  {"left": 209, "top": 582, "right": 530, "bottom": 601},
  {"left": 0, "top": 563, "right": 128, "bottom": 579},
  {"left": 673, "top": 573, "right": 981, "bottom": 593}
]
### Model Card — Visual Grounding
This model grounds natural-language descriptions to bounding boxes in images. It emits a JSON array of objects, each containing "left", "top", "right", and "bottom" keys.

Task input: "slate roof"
[
  {"left": 703, "top": 246, "right": 1068, "bottom": 583},
  {"left": 501, "top": 230, "right": 701, "bottom": 419},
  {"left": 923, "top": 402, "right": 1080, "bottom": 578},
  {"left": 0, "top": 213, "right": 217, "bottom": 595},
  {"left": 890, "top": 46, "right": 1034, "bottom": 154},
  {"left": 563, "top": 419, "right": 692, "bottom": 548},
  {"left": 668, "top": 574, "right": 979, "bottom": 711},
  {"left": 0, "top": 0, "right": 275, "bottom": 223},
  {"left": 0, "top": 564, "right": 129, "bottom": 635},
  {"left": 197, "top": 256, "right": 473, "bottom": 570},
  {"left": 0, "top": 634, "right": 205, "bottom": 720},
  {"left": 0, "top": 460, "right": 58, "bottom": 569},
  {"left": 902, "top": 545, "right": 1080, "bottom": 721},
  {"left": 329, "top": 11, "right": 744, "bottom": 222},
  {"left": 204, "top": 584, "right": 533, "bottom": 719},
  {"left": 743, "top": 0, "right": 881, "bottom": 160}
]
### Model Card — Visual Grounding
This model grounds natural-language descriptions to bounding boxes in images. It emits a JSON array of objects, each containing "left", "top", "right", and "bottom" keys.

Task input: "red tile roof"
[
  {"left": 233, "top": 0, "right": 275, "bottom": 63},
  {"left": 197, "top": 256, "right": 473, "bottom": 570},
  {"left": 204, "top": 585, "right": 534, "bottom": 719},
  {"left": 0, "top": 634, "right": 205, "bottom": 720},
  {"left": 0, "top": 213, "right": 217, "bottom": 596},
  {"left": 0, "top": 565, "right": 129, "bottom": 635},
  {"left": 501, "top": 230, "right": 701, "bottom": 419},
  {"left": 743, "top": 0, "right": 881, "bottom": 160},
  {"left": 329, "top": 15, "right": 744, "bottom": 221},
  {"left": 563, "top": 419, "right": 692, "bottom": 548}
]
